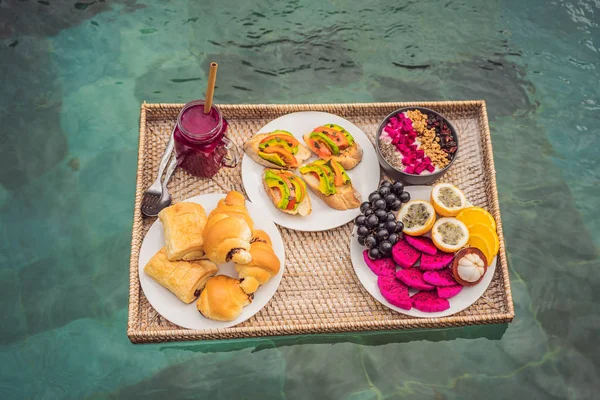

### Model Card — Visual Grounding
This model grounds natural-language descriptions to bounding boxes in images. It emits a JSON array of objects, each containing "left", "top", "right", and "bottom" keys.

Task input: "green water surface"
[{"left": 0, "top": 0, "right": 599, "bottom": 399}]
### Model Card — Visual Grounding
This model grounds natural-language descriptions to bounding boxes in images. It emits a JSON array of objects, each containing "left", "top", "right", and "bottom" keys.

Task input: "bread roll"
[
  {"left": 158, "top": 202, "right": 207, "bottom": 261},
  {"left": 203, "top": 215, "right": 253, "bottom": 264},
  {"left": 301, "top": 172, "right": 361, "bottom": 210},
  {"left": 236, "top": 231, "right": 281, "bottom": 294},
  {"left": 144, "top": 248, "right": 218, "bottom": 303},
  {"left": 197, "top": 275, "right": 251, "bottom": 321}
]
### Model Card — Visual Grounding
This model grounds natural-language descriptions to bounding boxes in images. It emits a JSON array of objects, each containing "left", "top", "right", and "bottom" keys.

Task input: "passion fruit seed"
[
  {"left": 402, "top": 204, "right": 430, "bottom": 229},
  {"left": 439, "top": 187, "right": 462, "bottom": 207},
  {"left": 438, "top": 223, "right": 464, "bottom": 245}
]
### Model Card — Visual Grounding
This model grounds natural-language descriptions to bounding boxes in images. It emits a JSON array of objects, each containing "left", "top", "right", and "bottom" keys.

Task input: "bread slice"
[
  {"left": 244, "top": 132, "right": 311, "bottom": 169},
  {"left": 302, "top": 133, "right": 363, "bottom": 170},
  {"left": 262, "top": 172, "right": 312, "bottom": 216},
  {"left": 301, "top": 172, "right": 362, "bottom": 210}
]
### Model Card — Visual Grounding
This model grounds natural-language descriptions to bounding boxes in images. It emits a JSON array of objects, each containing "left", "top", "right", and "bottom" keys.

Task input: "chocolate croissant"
[
  {"left": 158, "top": 202, "right": 207, "bottom": 261},
  {"left": 235, "top": 230, "right": 281, "bottom": 294},
  {"left": 203, "top": 214, "right": 253, "bottom": 264},
  {"left": 144, "top": 248, "right": 218, "bottom": 303},
  {"left": 197, "top": 275, "right": 251, "bottom": 321},
  {"left": 207, "top": 191, "right": 254, "bottom": 231}
]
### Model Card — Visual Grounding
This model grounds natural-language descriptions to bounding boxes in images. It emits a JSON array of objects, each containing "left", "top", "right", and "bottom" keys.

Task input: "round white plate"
[
  {"left": 138, "top": 194, "right": 285, "bottom": 330},
  {"left": 241, "top": 111, "right": 380, "bottom": 232},
  {"left": 350, "top": 185, "right": 497, "bottom": 318}
]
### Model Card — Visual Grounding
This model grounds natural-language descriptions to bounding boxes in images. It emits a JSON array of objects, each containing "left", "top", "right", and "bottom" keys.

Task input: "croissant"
[
  {"left": 144, "top": 248, "right": 218, "bottom": 303},
  {"left": 197, "top": 275, "right": 251, "bottom": 321},
  {"left": 158, "top": 202, "right": 207, "bottom": 261},
  {"left": 207, "top": 191, "right": 254, "bottom": 231},
  {"left": 236, "top": 230, "right": 281, "bottom": 294},
  {"left": 203, "top": 214, "right": 253, "bottom": 264}
]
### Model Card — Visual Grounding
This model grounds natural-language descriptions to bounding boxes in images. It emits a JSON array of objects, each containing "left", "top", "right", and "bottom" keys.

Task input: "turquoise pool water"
[{"left": 1, "top": 0, "right": 599, "bottom": 398}]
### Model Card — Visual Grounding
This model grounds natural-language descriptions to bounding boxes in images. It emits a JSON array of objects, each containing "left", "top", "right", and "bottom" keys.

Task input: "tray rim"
[{"left": 127, "top": 100, "right": 514, "bottom": 344}]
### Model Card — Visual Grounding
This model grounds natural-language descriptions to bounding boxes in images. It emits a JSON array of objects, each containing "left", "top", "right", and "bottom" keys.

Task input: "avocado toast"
[
  {"left": 299, "top": 159, "right": 361, "bottom": 210},
  {"left": 245, "top": 130, "right": 311, "bottom": 169},
  {"left": 263, "top": 169, "right": 312, "bottom": 216},
  {"left": 303, "top": 124, "right": 363, "bottom": 170}
]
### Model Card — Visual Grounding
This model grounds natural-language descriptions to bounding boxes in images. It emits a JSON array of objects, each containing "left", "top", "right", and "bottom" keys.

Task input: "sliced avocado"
[
  {"left": 309, "top": 131, "right": 340, "bottom": 155},
  {"left": 299, "top": 164, "right": 336, "bottom": 195},
  {"left": 289, "top": 176, "right": 306, "bottom": 202},
  {"left": 259, "top": 138, "right": 295, "bottom": 154},
  {"left": 325, "top": 123, "right": 355, "bottom": 145},
  {"left": 330, "top": 160, "right": 351, "bottom": 185},
  {"left": 264, "top": 171, "right": 291, "bottom": 209},
  {"left": 259, "top": 151, "right": 285, "bottom": 167}
]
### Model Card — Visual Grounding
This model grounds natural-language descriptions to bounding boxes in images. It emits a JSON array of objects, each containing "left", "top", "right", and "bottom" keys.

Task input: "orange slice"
[
  {"left": 431, "top": 218, "right": 469, "bottom": 252},
  {"left": 430, "top": 183, "right": 467, "bottom": 217},
  {"left": 467, "top": 234, "right": 494, "bottom": 266},
  {"left": 468, "top": 224, "right": 499, "bottom": 258},
  {"left": 456, "top": 207, "right": 497, "bottom": 231},
  {"left": 397, "top": 200, "right": 436, "bottom": 236}
]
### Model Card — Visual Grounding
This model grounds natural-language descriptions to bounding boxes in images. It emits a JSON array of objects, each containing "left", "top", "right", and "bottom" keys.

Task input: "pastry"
[
  {"left": 197, "top": 275, "right": 251, "bottom": 321},
  {"left": 235, "top": 230, "right": 281, "bottom": 294},
  {"left": 303, "top": 124, "right": 363, "bottom": 170},
  {"left": 203, "top": 214, "right": 253, "bottom": 264},
  {"left": 299, "top": 159, "right": 361, "bottom": 210},
  {"left": 144, "top": 248, "right": 218, "bottom": 303},
  {"left": 158, "top": 202, "right": 207, "bottom": 261},
  {"left": 262, "top": 169, "right": 312, "bottom": 216},
  {"left": 243, "top": 130, "right": 311, "bottom": 169},
  {"left": 207, "top": 191, "right": 254, "bottom": 231}
]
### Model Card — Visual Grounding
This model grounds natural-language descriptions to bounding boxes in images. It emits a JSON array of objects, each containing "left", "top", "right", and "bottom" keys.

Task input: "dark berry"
[
  {"left": 384, "top": 193, "right": 397, "bottom": 206},
  {"left": 374, "top": 199, "right": 387, "bottom": 209},
  {"left": 391, "top": 199, "right": 402, "bottom": 211},
  {"left": 368, "top": 248, "right": 381, "bottom": 260},
  {"left": 364, "top": 235, "right": 377, "bottom": 249},
  {"left": 378, "top": 186, "right": 391, "bottom": 196},
  {"left": 395, "top": 221, "right": 405, "bottom": 232},
  {"left": 360, "top": 202, "right": 372, "bottom": 213},
  {"left": 386, "top": 212, "right": 396, "bottom": 222},
  {"left": 374, "top": 209, "right": 387, "bottom": 219},
  {"left": 388, "top": 233, "right": 399, "bottom": 244},
  {"left": 391, "top": 181, "right": 404, "bottom": 195},
  {"left": 378, "top": 240, "right": 392, "bottom": 255},
  {"left": 364, "top": 208, "right": 374, "bottom": 216},
  {"left": 366, "top": 215, "right": 379, "bottom": 228},
  {"left": 368, "top": 192, "right": 382, "bottom": 203},
  {"left": 399, "top": 191, "right": 411, "bottom": 203},
  {"left": 375, "top": 229, "right": 389, "bottom": 241},
  {"left": 355, "top": 215, "right": 367, "bottom": 226},
  {"left": 357, "top": 226, "right": 370, "bottom": 237},
  {"left": 357, "top": 235, "right": 366, "bottom": 246},
  {"left": 385, "top": 220, "right": 397, "bottom": 233},
  {"left": 379, "top": 180, "right": 391, "bottom": 188},
  {"left": 378, "top": 222, "right": 386, "bottom": 230}
]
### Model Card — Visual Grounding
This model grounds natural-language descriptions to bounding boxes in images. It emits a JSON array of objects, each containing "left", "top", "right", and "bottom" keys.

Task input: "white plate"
[
  {"left": 241, "top": 111, "right": 380, "bottom": 231},
  {"left": 350, "top": 186, "right": 497, "bottom": 318},
  {"left": 138, "top": 194, "right": 285, "bottom": 330}
]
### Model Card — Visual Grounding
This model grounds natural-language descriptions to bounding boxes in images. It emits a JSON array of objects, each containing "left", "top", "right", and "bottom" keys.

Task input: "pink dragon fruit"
[
  {"left": 411, "top": 291, "right": 450, "bottom": 312},
  {"left": 415, "top": 149, "right": 424, "bottom": 158},
  {"left": 377, "top": 276, "right": 412, "bottom": 310},
  {"left": 414, "top": 163, "right": 427, "bottom": 174},
  {"left": 423, "top": 269, "right": 458, "bottom": 287},
  {"left": 437, "top": 285, "right": 463, "bottom": 299},
  {"left": 419, "top": 251, "right": 454, "bottom": 270},
  {"left": 363, "top": 250, "right": 396, "bottom": 277},
  {"left": 396, "top": 268, "right": 435, "bottom": 291},
  {"left": 392, "top": 238, "right": 420, "bottom": 269},
  {"left": 404, "top": 165, "right": 415, "bottom": 174},
  {"left": 404, "top": 236, "right": 438, "bottom": 255},
  {"left": 425, "top": 164, "right": 435, "bottom": 172}
]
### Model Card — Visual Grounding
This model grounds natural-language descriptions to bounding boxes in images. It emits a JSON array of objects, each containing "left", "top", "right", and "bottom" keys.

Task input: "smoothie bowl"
[{"left": 375, "top": 107, "right": 458, "bottom": 185}]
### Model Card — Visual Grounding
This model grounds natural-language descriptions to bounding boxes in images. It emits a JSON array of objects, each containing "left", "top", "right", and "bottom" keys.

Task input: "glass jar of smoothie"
[{"left": 173, "top": 100, "right": 238, "bottom": 178}]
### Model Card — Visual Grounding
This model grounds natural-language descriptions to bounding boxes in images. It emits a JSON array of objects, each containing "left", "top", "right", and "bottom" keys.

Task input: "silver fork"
[{"left": 141, "top": 130, "right": 175, "bottom": 217}]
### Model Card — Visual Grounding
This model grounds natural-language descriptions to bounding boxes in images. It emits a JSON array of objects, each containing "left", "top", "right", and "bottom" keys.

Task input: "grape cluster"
[{"left": 355, "top": 181, "right": 411, "bottom": 260}]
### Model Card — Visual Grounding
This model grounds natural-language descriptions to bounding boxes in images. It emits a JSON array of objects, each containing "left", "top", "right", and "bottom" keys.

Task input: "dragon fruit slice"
[
  {"left": 404, "top": 165, "right": 415, "bottom": 174},
  {"left": 425, "top": 164, "right": 435, "bottom": 172},
  {"left": 377, "top": 276, "right": 412, "bottom": 310},
  {"left": 437, "top": 285, "right": 463, "bottom": 299},
  {"left": 420, "top": 251, "right": 454, "bottom": 270},
  {"left": 396, "top": 268, "right": 435, "bottom": 291},
  {"left": 404, "top": 236, "right": 438, "bottom": 256},
  {"left": 423, "top": 269, "right": 458, "bottom": 287},
  {"left": 411, "top": 291, "right": 450, "bottom": 312},
  {"left": 363, "top": 250, "right": 396, "bottom": 277},
  {"left": 392, "top": 238, "right": 420, "bottom": 269}
]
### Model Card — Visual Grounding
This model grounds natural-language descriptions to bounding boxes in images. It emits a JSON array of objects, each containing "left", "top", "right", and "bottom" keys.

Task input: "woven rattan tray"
[{"left": 127, "top": 101, "right": 514, "bottom": 343}]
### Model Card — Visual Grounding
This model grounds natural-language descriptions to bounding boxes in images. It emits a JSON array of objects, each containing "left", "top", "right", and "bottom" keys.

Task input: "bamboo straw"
[{"left": 204, "top": 62, "right": 218, "bottom": 114}]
